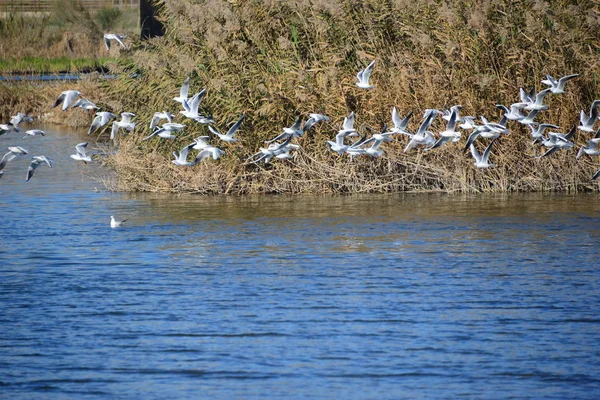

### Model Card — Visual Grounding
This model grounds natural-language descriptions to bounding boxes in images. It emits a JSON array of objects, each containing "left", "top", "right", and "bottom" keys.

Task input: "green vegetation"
[{"left": 0, "top": 56, "right": 111, "bottom": 74}]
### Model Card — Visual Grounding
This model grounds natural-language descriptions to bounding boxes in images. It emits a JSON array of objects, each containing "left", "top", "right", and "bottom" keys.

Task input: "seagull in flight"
[
  {"left": 524, "top": 88, "right": 552, "bottom": 111},
  {"left": 143, "top": 123, "right": 186, "bottom": 141},
  {"left": 576, "top": 127, "right": 600, "bottom": 159},
  {"left": 209, "top": 114, "right": 245, "bottom": 143},
  {"left": 104, "top": 33, "right": 127, "bottom": 50},
  {"left": 150, "top": 111, "right": 174, "bottom": 130},
  {"left": 0, "top": 123, "right": 20, "bottom": 136},
  {"left": 303, "top": 113, "right": 330, "bottom": 133},
  {"left": 470, "top": 139, "right": 497, "bottom": 169},
  {"left": 110, "top": 215, "right": 127, "bottom": 228},
  {"left": 541, "top": 74, "right": 579, "bottom": 94},
  {"left": 356, "top": 60, "right": 376, "bottom": 89},
  {"left": 70, "top": 142, "right": 92, "bottom": 163},
  {"left": 23, "top": 129, "right": 46, "bottom": 138},
  {"left": 26, "top": 155, "right": 53, "bottom": 181},
  {"left": 180, "top": 89, "right": 208, "bottom": 121},
  {"left": 173, "top": 76, "right": 191, "bottom": 105},
  {"left": 111, "top": 112, "right": 136, "bottom": 139},
  {"left": 0, "top": 146, "right": 28, "bottom": 171},
  {"left": 578, "top": 100, "right": 600, "bottom": 133},
  {"left": 172, "top": 143, "right": 212, "bottom": 166},
  {"left": 88, "top": 111, "right": 117, "bottom": 135},
  {"left": 428, "top": 109, "right": 460, "bottom": 150},
  {"left": 51, "top": 90, "right": 81, "bottom": 111},
  {"left": 528, "top": 123, "right": 559, "bottom": 145},
  {"left": 10, "top": 112, "right": 34, "bottom": 126},
  {"left": 403, "top": 110, "right": 437, "bottom": 153},
  {"left": 537, "top": 126, "right": 576, "bottom": 158},
  {"left": 71, "top": 98, "right": 98, "bottom": 110},
  {"left": 390, "top": 107, "right": 412, "bottom": 134}
]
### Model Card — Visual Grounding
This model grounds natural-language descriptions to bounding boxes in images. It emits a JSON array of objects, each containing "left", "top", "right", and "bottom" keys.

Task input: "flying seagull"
[
  {"left": 88, "top": 112, "right": 117, "bottom": 135},
  {"left": 173, "top": 76, "right": 191, "bottom": 105},
  {"left": 209, "top": 114, "right": 245, "bottom": 143},
  {"left": 51, "top": 90, "right": 81, "bottom": 111},
  {"left": 541, "top": 74, "right": 579, "bottom": 94},
  {"left": 356, "top": 60, "right": 376, "bottom": 89},
  {"left": 470, "top": 139, "right": 497, "bottom": 169},
  {"left": 70, "top": 142, "right": 92, "bottom": 163},
  {"left": 111, "top": 112, "right": 136, "bottom": 140},
  {"left": 104, "top": 33, "right": 127, "bottom": 50},
  {"left": 23, "top": 129, "right": 46, "bottom": 138},
  {"left": 0, "top": 146, "right": 28, "bottom": 171},
  {"left": 26, "top": 156, "right": 53, "bottom": 181}
]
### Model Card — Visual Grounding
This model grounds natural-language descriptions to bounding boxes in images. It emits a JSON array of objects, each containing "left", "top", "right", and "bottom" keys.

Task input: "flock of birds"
[{"left": 1, "top": 59, "right": 600, "bottom": 226}]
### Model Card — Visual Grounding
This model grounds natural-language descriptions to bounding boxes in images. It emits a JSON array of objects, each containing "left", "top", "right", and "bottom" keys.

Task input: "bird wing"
[
  {"left": 88, "top": 115, "right": 102, "bottom": 135},
  {"left": 75, "top": 142, "right": 88, "bottom": 156},
  {"left": 0, "top": 151, "right": 17, "bottom": 171},
  {"left": 482, "top": 139, "right": 497, "bottom": 162},
  {"left": 469, "top": 144, "right": 482, "bottom": 163},
  {"left": 226, "top": 114, "right": 245, "bottom": 137},
  {"left": 180, "top": 76, "right": 190, "bottom": 100},
  {"left": 564, "top": 125, "right": 576, "bottom": 141},
  {"left": 361, "top": 60, "right": 375, "bottom": 82},
  {"left": 104, "top": 36, "right": 111, "bottom": 50},
  {"left": 143, "top": 128, "right": 164, "bottom": 141},
  {"left": 150, "top": 113, "right": 161, "bottom": 130},
  {"left": 63, "top": 91, "right": 79, "bottom": 110},
  {"left": 114, "top": 35, "right": 126, "bottom": 49},
  {"left": 558, "top": 74, "right": 579, "bottom": 87},
  {"left": 342, "top": 112, "right": 355, "bottom": 131},
  {"left": 110, "top": 122, "right": 119, "bottom": 139},
  {"left": 51, "top": 92, "right": 66, "bottom": 109}
]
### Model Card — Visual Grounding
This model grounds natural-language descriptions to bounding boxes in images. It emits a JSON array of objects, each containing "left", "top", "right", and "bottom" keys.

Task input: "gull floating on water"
[
  {"left": 541, "top": 74, "right": 579, "bottom": 94},
  {"left": 104, "top": 33, "right": 127, "bottom": 50},
  {"left": 23, "top": 129, "right": 46, "bottom": 138},
  {"left": 111, "top": 112, "right": 136, "bottom": 140},
  {"left": 88, "top": 111, "right": 117, "bottom": 135},
  {"left": 70, "top": 142, "right": 92, "bottom": 163},
  {"left": 51, "top": 90, "right": 81, "bottom": 111},
  {"left": 209, "top": 114, "right": 245, "bottom": 143},
  {"left": 356, "top": 60, "right": 376, "bottom": 89},
  {"left": 470, "top": 139, "right": 497, "bottom": 169},
  {"left": 173, "top": 76, "right": 190, "bottom": 105},
  {"left": 26, "top": 155, "right": 53, "bottom": 181},
  {"left": 110, "top": 215, "right": 127, "bottom": 228}
]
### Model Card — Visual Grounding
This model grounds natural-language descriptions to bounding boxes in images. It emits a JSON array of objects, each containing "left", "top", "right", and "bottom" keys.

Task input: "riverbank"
[{"left": 4, "top": 0, "right": 600, "bottom": 194}]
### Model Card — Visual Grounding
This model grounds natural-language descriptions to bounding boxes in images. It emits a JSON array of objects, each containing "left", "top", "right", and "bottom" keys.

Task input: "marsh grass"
[{"left": 13, "top": 0, "right": 600, "bottom": 193}]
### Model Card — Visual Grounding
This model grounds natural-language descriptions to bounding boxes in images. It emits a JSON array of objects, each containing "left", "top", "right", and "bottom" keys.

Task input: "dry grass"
[{"left": 22, "top": 0, "right": 600, "bottom": 193}]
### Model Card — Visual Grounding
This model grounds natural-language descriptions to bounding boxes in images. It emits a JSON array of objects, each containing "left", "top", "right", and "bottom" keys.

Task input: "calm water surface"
[{"left": 1, "top": 125, "right": 600, "bottom": 399}]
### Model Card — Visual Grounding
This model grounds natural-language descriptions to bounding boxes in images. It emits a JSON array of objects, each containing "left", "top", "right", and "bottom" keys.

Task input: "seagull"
[
  {"left": 428, "top": 109, "right": 460, "bottom": 150},
  {"left": 0, "top": 146, "right": 28, "bottom": 171},
  {"left": 463, "top": 116, "right": 508, "bottom": 152},
  {"left": 516, "top": 109, "right": 541, "bottom": 126},
  {"left": 576, "top": 127, "right": 600, "bottom": 159},
  {"left": 528, "top": 123, "right": 559, "bottom": 144},
  {"left": 180, "top": 89, "right": 207, "bottom": 120},
  {"left": 578, "top": 100, "right": 600, "bottom": 133},
  {"left": 541, "top": 74, "right": 579, "bottom": 94},
  {"left": 265, "top": 116, "right": 302, "bottom": 143},
  {"left": 496, "top": 104, "right": 526, "bottom": 121},
  {"left": 518, "top": 87, "right": 536, "bottom": 105},
  {"left": 357, "top": 136, "right": 386, "bottom": 157},
  {"left": 150, "top": 111, "right": 174, "bottom": 130},
  {"left": 70, "top": 142, "right": 92, "bottom": 163},
  {"left": 209, "top": 114, "right": 245, "bottom": 143},
  {"left": 303, "top": 113, "right": 330, "bottom": 133},
  {"left": 10, "top": 112, "right": 34, "bottom": 126},
  {"left": 458, "top": 116, "right": 477, "bottom": 130},
  {"left": 88, "top": 111, "right": 117, "bottom": 135},
  {"left": 248, "top": 136, "right": 298, "bottom": 164},
  {"left": 390, "top": 107, "right": 412, "bottom": 134},
  {"left": 524, "top": 88, "right": 552, "bottom": 111},
  {"left": 403, "top": 111, "right": 437, "bottom": 153},
  {"left": 71, "top": 98, "right": 98, "bottom": 110},
  {"left": 23, "top": 129, "right": 46, "bottom": 138},
  {"left": 356, "top": 60, "right": 376, "bottom": 89},
  {"left": 110, "top": 112, "right": 136, "bottom": 139},
  {"left": 110, "top": 215, "right": 127, "bottom": 228},
  {"left": 328, "top": 129, "right": 361, "bottom": 154},
  {"left": 470, "top": 139, "right": 497, "bottom": 169},
  {"left": 173, "top": 76, "right": 190, "bottom": 105},
  {"left": 0, "top": 123, "right": 20, "bottom": 136},
  {"left": 103, "top": 33, "right": 127, "bottom": 50},
  {"left": 338, "top": 111, "right": 358, "bottom": 136},
  {"left": 142, "top": 123, "right": 185, "bottom": 141},
  {"left": 537, "top": 126, "right": 576, "bottom": 158},
  {"left": 51, "top": 90, "right": 81, "bottom": 111},
  {"left": 442, "top": 105, "right": 462, "bottom": 122},
  {"left": 26, "top": 155, "right": 53, "bottom": 181}
]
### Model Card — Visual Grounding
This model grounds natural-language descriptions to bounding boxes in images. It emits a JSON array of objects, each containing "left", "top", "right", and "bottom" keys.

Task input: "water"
[{"left": 1, "top": 125, "right": 600, "bottom": 399}]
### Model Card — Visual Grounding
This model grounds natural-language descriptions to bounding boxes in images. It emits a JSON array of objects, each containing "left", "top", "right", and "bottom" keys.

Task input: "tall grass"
[{"left": 42, "top": 1, "right": 600, "bottom": 192}]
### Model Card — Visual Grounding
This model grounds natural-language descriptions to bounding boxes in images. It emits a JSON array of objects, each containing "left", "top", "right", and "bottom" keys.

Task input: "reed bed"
[{"left": 16, "top": 0, "right": 600, "bottom": 193}]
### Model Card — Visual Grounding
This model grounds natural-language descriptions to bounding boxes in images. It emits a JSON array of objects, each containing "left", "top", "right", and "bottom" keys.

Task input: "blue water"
[{"left": 1, "top": 125, "right": 600, "bottom": 399}]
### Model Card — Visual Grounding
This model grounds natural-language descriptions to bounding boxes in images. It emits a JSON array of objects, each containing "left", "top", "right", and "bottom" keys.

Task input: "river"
[{"left": 1, "top": 124, "right": 599, "bottom": 399}]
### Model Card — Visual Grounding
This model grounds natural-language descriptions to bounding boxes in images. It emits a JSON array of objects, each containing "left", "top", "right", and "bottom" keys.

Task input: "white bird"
[
  {"left": 577, "top": 128, "right": 600, "bottom": 159},
  {"left": 142, "top": 123, "right": 185, "bottom": 141},
  {"left": 442, "top": 105, "right": 462, "bottom": 122},
  {"left": 358, "top": 136, "right": 386, "bottom": 157},
  {"left": 524, "top": 88, "right": 552, "bottom": 111},
  {"left": 303, "top": 113, "right": 330, "bottom": 133},
  {"left": 110, "top": 112, "right": 136, "bottom": 140},
  {"left": 541, "top": 74, "right": 579, "bottom": 94},
  {"left": 390, "top": 107, "right": 412, "bottom": 134},
  {"left": 209, "top": 114, "right": 245, "bottom": 143},
  {"left": 470, "top": 139, "right": 497, "bottom": 169},
  {"left": 537, "top": 126, "right": 576, "bottom": 158},
  {"left": 429, "top": 109, "right": 460, "bottom": 150},
  {"left": 458, "top": 116, "right": 477, "bottom": 130},
  {"left": 403, "top": 111, "right": 437, "bottom": 153},
  {"left": 26, "top": 155, "right": 53, "bottom": 181},
  {"left": 71, "top": 98, "right": 98, "bottom": 110},
  {"left": 88, "top": 111, "right": 117, "bottom": 135},
  {"left": 110, "top": 215, "right": 127, "bottom": 228},
  {"left": 265, "top": 116, "right": 302, "bottom": 143},
  {"left": 149, "top": 111, "right": 174, "bottom": 130},
  {"left": 248, "top": 137, "right": 298, "bottom": 164},
  {"left": 528, "top": 123, "right": 559, "bottom": 144},
  {"left": 328, "top": 129, "right": 360, "bottom": 154},
  {"left": 192, "top": 136, "right": 211, "bottom": 150},
  {"left": 51, "top": 90, "right": 81, "bottom": 111},
  {"left": 356, "top": 60, "right": 376, "bottom": 89},
  {"left": 173, "top": 76, "right": 190, "bottom": 105},
  {"left": 104, "top": 33, "right": 127, "bottom": 50},
  {"left": 172, "top": 142, "right": 219, "bottom": 166},
  {"left": 578, "top": 100, "right": 600, "bottom": 133},
  {"left": 10, "top": 112, "right": 34, "bottom": 126},
  {"left": 23, "top": 129, "right": 46, "bottom": 138},
  {"left": 518, "top": 88, "right": 536, "bottom": 105},
  {"left": 463, "top": 116, "right": 508, "bottom": 151},
  {"left": 517, "top": 109, "right": 541, "bottom": 126},
  {"left": 338, "top": 111, "right": 358, "bottom": 136},
  {"left": 70, "top": 142, "right": 92, "bottom": 163},
  {"left": 180, "top": 89, "right": 208, "bottom": 121},
  {"left": 496, "top": 104, "right": 525, "bottom": 121},
  {"left": 0, "top": 146, "right": 28, "bottom": 171}
]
